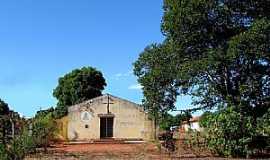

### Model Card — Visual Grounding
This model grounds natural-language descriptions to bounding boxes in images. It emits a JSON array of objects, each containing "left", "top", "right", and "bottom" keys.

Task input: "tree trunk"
[{"left": 154, "top": 117, "right": 158, "bottom": 140}]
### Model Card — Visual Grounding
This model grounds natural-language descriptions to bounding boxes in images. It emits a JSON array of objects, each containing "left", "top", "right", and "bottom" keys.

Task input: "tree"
[
  {"left": 0, "top": 99, "right": 11, "bottom": 145},
  {"left": 161, "top": 0, "right": 270, "bottom": 111},
  {"left": 53, "top": 67, "right": 107, "bottom": 118},
  {"left": 161, "top": 2, "right": 270, "bottom": 156},
  {"left": 35, "top": 107, "right": 54, "bottom": 119},
  {"left": 7, "top": 128, "right": 35, "bottom": 160},
  {"left": 0, "top": 99, "right": 32, "bottom": 160},
  {"left": 134, "top": 0, "right": 270, "bottom": 156},
  {"left": 0, "top": 99, "right": 9, "bottom": 115},
  {"left": 159, "top": 113, "right": 175, "bottom": 131},
  {"left": 134, "top": 43, "right": 178, "bottom": 139}
]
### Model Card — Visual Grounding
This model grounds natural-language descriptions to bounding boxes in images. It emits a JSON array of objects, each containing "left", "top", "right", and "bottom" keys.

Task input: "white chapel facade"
[{"left": 67, "top": 94, "right": 154, "bottom": 141}]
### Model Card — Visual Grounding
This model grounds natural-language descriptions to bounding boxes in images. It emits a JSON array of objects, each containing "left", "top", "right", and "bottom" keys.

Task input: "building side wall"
[{"left": 55, "top": 116, "right": 69, "bottom": 141}]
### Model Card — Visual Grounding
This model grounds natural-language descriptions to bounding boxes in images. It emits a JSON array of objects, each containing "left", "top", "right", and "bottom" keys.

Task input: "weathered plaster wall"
[
  {"left": 56, "top": 116, "right": 68, "bottom": 141},
  {"left": 67, "top": 95, "right": 154, "bottom": 141}
]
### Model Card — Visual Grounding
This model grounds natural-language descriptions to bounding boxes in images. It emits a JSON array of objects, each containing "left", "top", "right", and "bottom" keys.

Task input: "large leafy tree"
[
  {"left": 53, "top": 67, "right": 106, "bottom": 118},
  {"left": 0, "top": 99, "right": 9, "bottom": 115},
  {"left": 161, "top": 0, "right": 270, "bottom": 111},
  {"left": 134, "top": 43, "right": 179, "bottom": 138},
  {"left": 0, "top": 99, "right": 10, "bottom": 145},
  {"left": 0, "top": 99, "right": 25, "bottom": 146},
  {"left": 134, "top": 0, "right": 270, "bottom": 156}
]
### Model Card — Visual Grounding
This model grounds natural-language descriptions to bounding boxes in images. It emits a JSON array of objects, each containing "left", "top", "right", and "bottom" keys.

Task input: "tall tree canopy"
[
  {"left": 134, "top": 43, "right": 178, "bottom": 137},
  {"left": 135, "top": 0, "right": 270, "bottom": 116},
  {"left": 0, "top": 99, "right": 11, "bottom": 145},
  {"left": 0, "top": 99, "right": 9, "bottom": 115},
  {"left": 53, "top": 67, "right": 106, "bottom": 118},
  {"left": 160, "top": 0, "right": 270, "bottom": 111},
  {"left": 134, "top": 0, "right": 270, "bottom": 156}
]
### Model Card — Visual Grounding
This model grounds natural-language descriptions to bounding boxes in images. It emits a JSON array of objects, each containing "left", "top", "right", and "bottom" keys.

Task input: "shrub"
[
  {"left": 32, "top": 113, "right": 57, "bottom": 152},
  {"left": 257, "top": 108, "right": 270, "bottom": 136},
  {"left": 0, "top": 128, "right": 36, "bottom": 160},
  {"left": 8, "top": 129, "right": 36, "bottom": 160},
  {"left": 200, "top": 107, "right": 270, "bottom": 158},
  {"left": 0, "top": 143, "right": 9, "bottom": 160}
]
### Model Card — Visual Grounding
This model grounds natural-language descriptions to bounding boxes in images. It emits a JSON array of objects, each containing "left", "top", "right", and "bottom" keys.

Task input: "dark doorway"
[{"left": 100, "top": 117, "right": 114, "bottom": 138}]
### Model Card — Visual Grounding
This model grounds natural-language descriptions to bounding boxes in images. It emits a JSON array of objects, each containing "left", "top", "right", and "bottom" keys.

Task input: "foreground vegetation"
[{"left": 0, "top": 99, "right": 57, "bottom": 160}]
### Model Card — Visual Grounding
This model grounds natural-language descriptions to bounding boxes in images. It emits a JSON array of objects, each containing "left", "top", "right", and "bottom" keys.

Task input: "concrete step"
[
  {"left": 92, "top": 140, "right": 125, "bottom": 144},
  {"left": 66, "top": 139, "right": 145, "bottom": 145}
]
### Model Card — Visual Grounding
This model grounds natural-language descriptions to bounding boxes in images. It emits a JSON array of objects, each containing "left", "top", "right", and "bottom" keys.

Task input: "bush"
[
  {"left": 0, "top": 128, "right": 36, "bottom": 160},
  {"left": 0, "top": 143, "right": 9, "bottom": 160},
  {"left": 257, "top": 108, "right": 270, "bottom": 136},
  {"left": 158, "top": 131, "right": 176, "bottom": 152},
  {"left": 199, "top": 107, "right": 270, "bottom": 158},
  {"left": 8, "top": 129, "right": 36, "bottom": 160},
  {"left": 0, "top": 112, "right": 58, "bottom": 159},
  {"left": 32, "top": 113, "right": 57, "bottom": 152}
]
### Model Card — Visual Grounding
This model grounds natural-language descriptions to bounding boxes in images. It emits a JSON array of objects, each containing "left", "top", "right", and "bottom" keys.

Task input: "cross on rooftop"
[{"left": 103, "top": 94, "right": 114, "bottom": 114}]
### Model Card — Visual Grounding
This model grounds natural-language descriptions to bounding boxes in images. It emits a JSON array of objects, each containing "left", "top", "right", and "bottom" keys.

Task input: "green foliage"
[
  {"left": 35, "top": 107, "right": 54, "bottom": 119},
  {"left": 160, "top": 112, "right": 192, "bottom": 131},
  {"left": 32, "top": 113, "right": 57, "bottom": 151},
  {"left": 0, "top": 143, "right": 9, "bottom": 160},
  {"left": 159, "top": 114, "right": 175, "bottom": 131},
  {"left": 133, "top": 43, "right": 178, "bottom": 138},
  {"left": 257, "top": 108, "right": 270, "bottom": 136},
  {"left": 53, "top": 66, "right": 106, "bottom": 118},
  {"left": 0, "top": 115, "right": 11, "bottom": 145},
  {"left": 200, "top": 108, "right": 270, "bottom": 157},
  {"left": 0, "top": 99, "right": 9, "bottom": 115},
  {"left": 0, "top": 109, "right": 58, "bottom": 159},
  {"left": 161, "top": 0, "right": 270, "bottom": 111},
  {"left": 0, "top": 99, "right": 36, "bottom": 159},
  {"left": 8, "top": 129, "right": 36, "bottom": 160},
  {"left": 0, "top": 99, "right": 11, "bottom": 145},
  {"left": 184, "top": 130, "right": 207, "bottom": 150},
  {"left": 134, "top": 0, "right": 270, "bottom": 157},
  {"left": 0, "top": 128, "right": 36, "bottom": 160}
]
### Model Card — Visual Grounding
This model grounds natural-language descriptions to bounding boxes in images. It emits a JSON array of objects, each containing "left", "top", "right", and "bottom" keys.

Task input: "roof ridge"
[{"left": 68, "top": 93, "right": 145, "bottom": 113}]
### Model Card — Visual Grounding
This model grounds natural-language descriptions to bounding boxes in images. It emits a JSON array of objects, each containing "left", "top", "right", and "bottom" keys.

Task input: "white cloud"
[
  {"left": 114, "top": 70, "right": 133, "bottom": 80},
  {"left": 128, "top": 84, "right": 143, "bottom": 90},
  {"left": 115, "top": 73, "right": 123, "bottom": 77}
]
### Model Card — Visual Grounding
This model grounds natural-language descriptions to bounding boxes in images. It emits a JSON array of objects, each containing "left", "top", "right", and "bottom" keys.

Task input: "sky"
[{"left": 0, "top": 0, "right": 193, "bottom": 117}]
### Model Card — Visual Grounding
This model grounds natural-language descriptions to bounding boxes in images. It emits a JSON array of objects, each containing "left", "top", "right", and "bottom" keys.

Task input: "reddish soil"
[
  {"left": 26, "top": 143, "right": 163, "bottom": 160},
  {"left": 25, "top": 141, "right": 256, "bottom": 160},
  {"left": 50, "top": 143, "right": 148, "bottom": 154}
]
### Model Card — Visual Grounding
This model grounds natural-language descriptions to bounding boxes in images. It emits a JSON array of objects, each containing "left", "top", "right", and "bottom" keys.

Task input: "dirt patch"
[
  {"left": 50, "top": 143, "right": 144, "bottom": 153},
  {"left": 25, "top": 142, "right": 256, "bottom": 160},
  {"left": 26, "top": 143, "right": 163, "bottom": 160}
]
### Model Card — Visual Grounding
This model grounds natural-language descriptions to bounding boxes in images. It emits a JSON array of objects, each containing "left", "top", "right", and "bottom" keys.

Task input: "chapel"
[{"left": 67, "top": 94, "right": 154, "bottom": 141}]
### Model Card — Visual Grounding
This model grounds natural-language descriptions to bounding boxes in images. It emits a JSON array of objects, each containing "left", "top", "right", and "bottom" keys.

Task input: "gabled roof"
[{"left": 68, "top": 93, "right": 145, "bottom": 113}]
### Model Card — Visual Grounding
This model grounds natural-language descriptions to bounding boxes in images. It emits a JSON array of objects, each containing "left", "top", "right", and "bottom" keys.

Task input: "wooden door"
[{"left": 100, "top": 117, "right": 113, "bottom": 138}]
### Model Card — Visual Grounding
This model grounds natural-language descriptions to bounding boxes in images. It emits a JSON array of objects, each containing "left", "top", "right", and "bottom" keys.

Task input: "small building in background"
[{"left": 180, "top": 116, "right": 202, "bottom": 133}]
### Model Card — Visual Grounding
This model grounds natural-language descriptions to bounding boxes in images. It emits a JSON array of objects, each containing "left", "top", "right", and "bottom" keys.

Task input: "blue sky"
[{"left": 0, "top": 0, "right": 193, "bottom": 117}]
